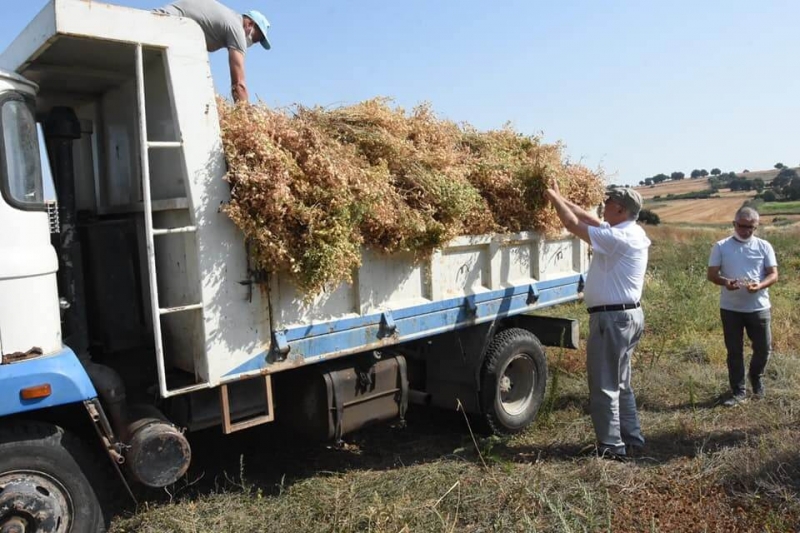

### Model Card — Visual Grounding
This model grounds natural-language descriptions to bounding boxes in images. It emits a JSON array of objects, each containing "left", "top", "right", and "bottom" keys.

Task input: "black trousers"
[{"left": 720, "top": 308, "right": 771, "bottom": 395}]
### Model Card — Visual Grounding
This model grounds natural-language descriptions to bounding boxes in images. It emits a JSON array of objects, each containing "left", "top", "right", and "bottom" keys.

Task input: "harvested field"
[
  {"left": 645, "top": 191, "right": 754, "bottom": 224},
  {"left": 636, "top": 177, "right": 713, "bottom": 199}
]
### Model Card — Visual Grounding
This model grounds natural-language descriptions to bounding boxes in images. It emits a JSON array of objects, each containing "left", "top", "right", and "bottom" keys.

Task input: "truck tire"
[
  {"left": 480, "top": 328, "right": 548, "bottom": 435},
  {"left": 0, "top": 421, "right": 108, "bottom": 533}
]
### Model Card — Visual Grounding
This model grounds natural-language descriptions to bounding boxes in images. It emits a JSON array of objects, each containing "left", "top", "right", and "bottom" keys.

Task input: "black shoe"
[
  {"left": 597, "top": 448, "right": 630, "bottom": 463},
  {"left": 752, "top": 380, "right": 765, "bottom": 399},
  {"left": 577, "top": 444, "right": 629, "bottom": 462},
  {"left": 723, "top": 393, "right": 747, "bottom": 407},
  {"left": 625, "top": 444, "right": 645, "bottom": 458}
]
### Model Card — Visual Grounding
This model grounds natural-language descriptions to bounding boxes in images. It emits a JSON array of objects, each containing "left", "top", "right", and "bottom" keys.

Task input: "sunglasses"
[{"left": 733, "top": 222, "right": 757, "bottom": 230}]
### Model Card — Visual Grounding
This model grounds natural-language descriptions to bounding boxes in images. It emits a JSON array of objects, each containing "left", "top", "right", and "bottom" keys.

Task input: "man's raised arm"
[{"left": 228, "top": 48, "right": 249, "bottom": 102}]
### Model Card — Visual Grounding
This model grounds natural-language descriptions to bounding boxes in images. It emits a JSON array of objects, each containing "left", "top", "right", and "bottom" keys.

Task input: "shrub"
[{"left": 638, "top": 209, "right": 661, "bottom": 225}]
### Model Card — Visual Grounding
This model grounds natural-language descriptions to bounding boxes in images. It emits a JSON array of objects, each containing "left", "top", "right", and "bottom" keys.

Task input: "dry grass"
[
  {"left": 218, "top": 98, "right": 604, "bottom": 294},
  {"left": 111, "top": 225, "right": 800, "bottom": 533}
]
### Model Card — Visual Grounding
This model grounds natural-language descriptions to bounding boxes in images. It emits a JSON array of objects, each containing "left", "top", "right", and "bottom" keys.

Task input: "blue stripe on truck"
[
  {"left": 224, "top": 275, "right": 582, "bottom": 377},
  {"left": 0, "top": 347, "right": 97, "bottom": 416}
]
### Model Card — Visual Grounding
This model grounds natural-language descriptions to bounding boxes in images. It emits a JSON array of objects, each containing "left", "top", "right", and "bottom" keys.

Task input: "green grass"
[
  {"left": 758, "top": 201, "right": 800, "bottom": 215},
  {"left": 111, "top": 224, "right": 800, "bottom": 533}
]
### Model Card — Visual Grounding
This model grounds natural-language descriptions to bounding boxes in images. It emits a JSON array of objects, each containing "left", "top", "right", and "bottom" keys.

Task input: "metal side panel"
[
  {"left": 155, "top": 42, "right": 271, "bottom": 385},
  {"left": 226, "top": 273, "right": 585, "bottom": 379},
  {"left": 270, "top": 231, "right": 586, "bottom": 331}
]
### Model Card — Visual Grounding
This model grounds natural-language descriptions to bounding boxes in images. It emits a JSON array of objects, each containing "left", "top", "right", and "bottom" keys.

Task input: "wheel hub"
[
  {"left": 499, "top": 375, "right": 512, "bottom": 394},
  {"left": 499, "top": 354, "right": 536, "bottom": 416},
  {"left": 0, "top": 472, "right": 71, "bottom": 533},
  {"left": 1, "top": 517, "right": 27, "bottom": 533}
]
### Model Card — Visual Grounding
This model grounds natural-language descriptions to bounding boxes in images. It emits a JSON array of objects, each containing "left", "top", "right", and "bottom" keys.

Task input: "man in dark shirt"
[{"left": 154, "top": 0, "right": 271, "bottom": 102}]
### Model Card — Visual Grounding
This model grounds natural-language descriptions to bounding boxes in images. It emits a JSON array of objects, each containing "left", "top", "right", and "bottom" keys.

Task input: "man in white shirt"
[
  {"left": 707, "top": 207, "right": 778, "bottom": 406},
  {"left": 545, "top": 184, "right": 650, "bottom": 460},
  {"left": 154, "top": 0, "right": 272, "bottom": 103}
]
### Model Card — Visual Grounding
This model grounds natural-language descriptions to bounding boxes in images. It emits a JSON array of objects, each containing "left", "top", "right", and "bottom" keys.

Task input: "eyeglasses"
[{"left": 733, "top": 222, "right": 757, "bottom": 230}]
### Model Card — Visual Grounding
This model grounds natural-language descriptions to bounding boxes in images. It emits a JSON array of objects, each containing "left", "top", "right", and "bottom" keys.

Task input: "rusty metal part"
[
  {"left": 83, "top": 400, "right": 137, "bottom": 506},
  {"left": 125, "top": 405, "right": 191, "bottom": 488},
  {"left": 0, "top": 471, "right": 71, "bottom": 533},
  {"left": 82, "top": 362, "right": 128, "bottom": 440},
  {"left": 1, "top": 348, "right": 43, "bottom": 365}
]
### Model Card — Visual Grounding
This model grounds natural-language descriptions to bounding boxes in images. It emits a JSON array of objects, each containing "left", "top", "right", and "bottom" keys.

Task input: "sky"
[{"left": 1, "top": 0, "right": 798, "bottom": 186}]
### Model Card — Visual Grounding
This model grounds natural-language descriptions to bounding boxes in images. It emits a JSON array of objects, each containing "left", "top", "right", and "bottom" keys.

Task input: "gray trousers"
[
  {"left": 720, "top": 308, "right": 771, "bottom": 396},
  {"left": 586, "top": 308, "right": 645, "bottom": 453}
]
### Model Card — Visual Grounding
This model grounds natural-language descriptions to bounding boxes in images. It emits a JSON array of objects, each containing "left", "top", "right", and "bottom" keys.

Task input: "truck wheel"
[
  {"left": 0, "top": 422, "right": 108, "bottom": 533},
  {"left": 480, "top": 328, "right": 548, "bottom": 435}
]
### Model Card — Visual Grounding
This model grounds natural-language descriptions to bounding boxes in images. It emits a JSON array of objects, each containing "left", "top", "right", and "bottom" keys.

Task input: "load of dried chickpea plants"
[{"left": 218, "top": 97, "right": 604, "bottom": 295}]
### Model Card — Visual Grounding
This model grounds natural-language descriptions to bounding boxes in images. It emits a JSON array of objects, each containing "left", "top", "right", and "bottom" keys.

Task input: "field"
[
  {"left": 637, "top": 177, "right": 714, "bottom": 199},
  {"left": 110, "top": 223, "right": 800, "bottom": 533},
  {"left": 636, "top": 178, "right": 752, "bottom": 224},
  {"left": 758, "top": 201, "right": 800, "bottom": 216},
  {"left": 635, "top": 167, "right": 800, "bottom": 224},
  {"left": 644, "top": 191, "right": 755, "bottom": 224}
]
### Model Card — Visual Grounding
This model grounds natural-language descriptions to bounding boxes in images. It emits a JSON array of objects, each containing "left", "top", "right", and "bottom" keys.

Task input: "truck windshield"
[{"left": 1, "top": 94, "right": 44, "bottom": 209}]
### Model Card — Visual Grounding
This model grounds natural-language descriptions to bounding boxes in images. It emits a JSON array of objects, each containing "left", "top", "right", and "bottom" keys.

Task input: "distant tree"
[
  {"left": 753, "top": 178, "right": 765, "bottom": 192},
  {"left": 772, "top": 168, "right": 798, "bottom": 189},
  {"left": 670, "top": 171, "right": 685, "bottom": 181},
  {"left": 742, "top": 169, "right": 750, "bottom": 173},
  {"left": 775, "top": 162, "right": 785, "bottom": 170},
  {"left": 729, "top": 178, "right": 752, "bottom": 191},
  {"left": 786, "top": 177, "right": 800, "bottom": 201},
  {"left": 639, "top": 180, "right": 645, "bottom": 186},
  {"left": 700, "top": 169, "right": 709, "bottom": 177},
  {"left": 711, "top": 168, "right": 721, "bottom": 175},
  {"left": 652, "top": 173, "right": 669, "bottom": 184},
  {"left": 644, "top": 177, "right": 653, "bottom": 186},
  {"left": 690, "top": 169, "right": 702, "bottom": 178},
  {"left": 638, "top": 209, "right": 660, "bottom": 225},
  {"left": 760, "top": 190, "right": 777, "bottom": 202}
]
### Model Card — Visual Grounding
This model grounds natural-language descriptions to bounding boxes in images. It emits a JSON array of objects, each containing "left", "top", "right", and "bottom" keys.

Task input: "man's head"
[
  {"left": 242, "top": 10, "right": 271, "bottom": 50},
  {"left": 732, "top": 206, "right": 759, "bottom": 241},
  {"left": 603, "top": 188, "right": 642, "bottom": 224}
]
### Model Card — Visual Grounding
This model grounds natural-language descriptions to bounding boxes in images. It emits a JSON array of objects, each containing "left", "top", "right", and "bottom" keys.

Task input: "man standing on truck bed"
[
  {"left": 545, "top": 184, "right": 650, "bottom": 461},
  {"left": 154, "top": 0, "right": 271, "bottom": 102}
]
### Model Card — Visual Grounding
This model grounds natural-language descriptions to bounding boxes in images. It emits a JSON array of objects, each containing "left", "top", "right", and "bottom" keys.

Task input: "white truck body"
[{"left": 0, "top": 0, "right": 588, "bottom": 396}]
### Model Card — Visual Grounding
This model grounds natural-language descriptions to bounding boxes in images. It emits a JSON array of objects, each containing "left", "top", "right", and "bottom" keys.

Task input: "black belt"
[{"left": 587, "top": 302, "right": 640, "bottom": 314}]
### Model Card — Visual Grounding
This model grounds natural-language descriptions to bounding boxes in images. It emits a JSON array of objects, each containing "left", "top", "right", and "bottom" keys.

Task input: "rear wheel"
[
  {"left": 0, "top": 422, "right": 107, "bottom": 533},
  {"left": 480, "top": 328, "right": 548, "bottom": 435}
]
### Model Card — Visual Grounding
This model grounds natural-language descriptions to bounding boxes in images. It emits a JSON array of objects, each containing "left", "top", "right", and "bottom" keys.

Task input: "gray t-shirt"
[
  {"left": 154, "top": 0, "right": 246, "bottom": 54},
  {"left": 708, "top": 235, "right": 777, "bottom": 312}
]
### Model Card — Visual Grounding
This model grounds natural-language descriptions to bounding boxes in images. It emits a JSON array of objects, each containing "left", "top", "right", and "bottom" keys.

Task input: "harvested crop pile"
[{"left": 219, "top": 98, "right": 604, "bottom": 295}]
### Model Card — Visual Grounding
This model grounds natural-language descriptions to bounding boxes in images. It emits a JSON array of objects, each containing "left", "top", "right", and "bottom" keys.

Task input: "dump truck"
[{"left": 0, "top": 1, "right": 589, "bottom": 531}]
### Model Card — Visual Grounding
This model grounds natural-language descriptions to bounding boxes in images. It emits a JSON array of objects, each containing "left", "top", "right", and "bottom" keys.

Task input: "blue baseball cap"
[{"left": 244, "top": 10, "right": 271, "bottom": 50}]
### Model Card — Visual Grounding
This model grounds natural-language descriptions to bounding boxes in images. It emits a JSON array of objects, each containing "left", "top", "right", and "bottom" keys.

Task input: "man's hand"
[
  {"left": 745, "top": 281, "right": 761, "bottom": 293},
  {"left": 724, "top": 278, "right": 740, "bottom": 291},
  {"left": 550, "top": 178, "right": 561, "bottom": 196}
]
